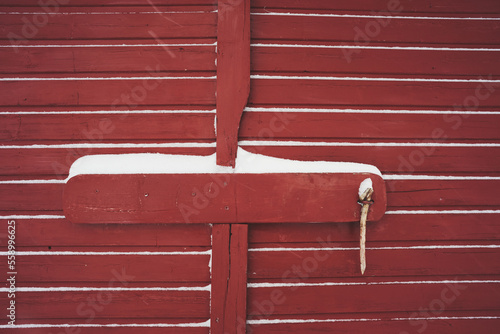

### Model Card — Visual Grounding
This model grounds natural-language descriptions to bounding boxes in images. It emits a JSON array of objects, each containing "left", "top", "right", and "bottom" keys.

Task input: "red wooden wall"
[{"left": 1, "top": 0, "right": 500, "bottom": 333}]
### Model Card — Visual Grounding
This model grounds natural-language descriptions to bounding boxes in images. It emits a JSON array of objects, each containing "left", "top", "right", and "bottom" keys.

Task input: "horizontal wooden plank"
[
  {"left": 0, "top": 46, "right": 216, "bottom": 74},
  {"left": 0, "top": 79, "right": 216, "bottom": 107},
  {"left": 0, "top": 12, "right": 216, "bottom": 40},
  {"left": 246, "top": 317, "right": 500, "bottom": 334},
  {"left": 63, "top": 172, "right": 386, "bottom": 224},
  {"left": 247, "top": 282, "right": 500, "bottom": 315},
  {"left": 0, "top": 147, "right": 215, "bottom": 176},
  {"left": 249, "top": 213, "right": 500, "bottom": 244},
  {"left": 387, "top": 179, "right": 500, "bottom": 208},
  {"left": 0, "top": 219, "right": 211, "bottom": 247},
  {"left": 251, "top": 16, "right": 500, "bottom": 45},
  {"left": 252, "top": 47, "right": 500, "bottom": 77},
  {"left": 241, "top": 145, "right": 500, "bottom": 174},
  {"left": 0, "top": 254, "right": 210, "bottom": 282},
  {"left": 248, "top": 248, "right": 500, "bottom": 279},
  {"left": 6, "top": 327, "right": 209, "bottom": 334},
  {"left": 1, "top": 144, "right": 498, "bottom": 176},
  {"left": 3, "top": 179, "right": 499, "bottom": 213},
  {"left": 0, "top": 113, "right": 215, "bottom": 142},
  {"left": 2, "top": 111, "right": 499, "bottom": 142},
  {"left": 0, "top": 0, "right": 216, "bottom": 5},
  {"left": 240, "top": 111, "right": 500, "bottom": 140},
  {"left": 249, "top": 79, "right": 500, "bottom": 108},
  {"left": 252, "top": 0, "right": 500, "bottom": 14},
  {"left": 0, "top": 290, "right": 210, "bottom": 319}
]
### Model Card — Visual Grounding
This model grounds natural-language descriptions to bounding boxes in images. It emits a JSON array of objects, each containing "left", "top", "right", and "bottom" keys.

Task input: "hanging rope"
[{"left": 359, "top": 186, "right": 374, "bottom": 275}]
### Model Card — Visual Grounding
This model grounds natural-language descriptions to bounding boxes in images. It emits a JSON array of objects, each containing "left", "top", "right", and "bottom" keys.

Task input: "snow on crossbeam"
[{"left": 63, "top": 148, "right": 386, "bottom": 224}]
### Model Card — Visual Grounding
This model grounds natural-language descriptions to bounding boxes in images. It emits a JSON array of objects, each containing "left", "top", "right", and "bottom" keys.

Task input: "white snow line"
[
  {"left": 1, "top": 43, "right": 216, "bottom": 48},
  {"left": 386, "top": 209, "right": 500, "bottom": 214},
  {"left": 0, "top": 321, "right": 211, "bottom": 329},
  {"left": 247, "top": 316, "right": 500, "bottom": 325},
  {"left": 0, "top": 286, "right": 211, "bottom": 292},
  {"left": 0, "top": 76, "right": 216, "bottom": 81},
  {"left": 249, "top": 245, "right": 500, "bottom": 252},
  {"left": 251, "top": 43, "right": 500, "bottom": 52},
  {"left": 0, "top": 142, "right": 215, "bottom": 149},
  {"left": 0, "top": 109, "right": 216, "bottom": 115},
  {"left": 239, "top": 140, "right": 500, "bottom": 147},
  {"left": 251, "top": 12, "right": 500, "bottom": 21},
  {"left": 0, "top": 179, "right": 65, "bottom": 184},
  {"left": 251, "top": 74, "right": 500, "bottom": 83},
  {"left": 244, "top": 107, "right": 500, "bottom": 115},
  {"left": 0, "top": 250, "right": 211, "bottom": 256},
  {"left": 0, "top": 215, "right": 65, "bottom": 219},
  {"left": 383, "top": 175, "right": 500, "bottom": 181},
  {"left": 248, "top": 280, "right": 500, "bottom": 288},
  {"left": 67, "top": 148, "right": 381, "bottom": 177}
]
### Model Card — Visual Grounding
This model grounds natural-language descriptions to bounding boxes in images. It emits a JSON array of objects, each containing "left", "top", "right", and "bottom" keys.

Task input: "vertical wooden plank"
[
  {"left": 216, "top": 0, "right": 251, "bottom": 166},
  {"left": 211, "top": 224, "right": 248, "bottom": 334}
]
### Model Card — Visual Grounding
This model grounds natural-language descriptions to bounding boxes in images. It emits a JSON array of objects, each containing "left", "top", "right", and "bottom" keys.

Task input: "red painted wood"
[
  {"left": 0, "top": 290, "right": 210, "bottom": 319},
  {"left": 0, "top": 219, "right": 211, "bottom": 247},
  {"left": 0, "top": 254, "right": 210, "bottom": 283},
  {"left": 0, "top": 0, "right": 216, "bottom": 5},
  {"left": 0, "top": 147, "right": 215, "bottom": 177},
  {"left": 7, "top": 328, "right": 209, "bottom": 334},
  {"left": 0, "top": 46, "right": 216, "bottom": 74},
  {"left": 252, "top": 47, "right": 500, "bottom": 77},
  {"left": 249, "top": 79, "right": 500, "bottom": 108},
  {"left": 0, "top": 113, "right": 215, "bottom": 142},
  {"left": 247, "top": 317, "right": 500, "bottom": 334},
  {"left": 3, "top": 111, "right": 500, "bottom": 143},
  {"left": 2, "top": 145, "right": 499, "bottom": 177},
  {"left": 216, "top": 0, "right": 250, "bottom": 166},
  {"left": 211, "top": 224, "right": 248, "bottom": 334},
  {"left": 3, "top": 179, "right": 499, "bottom": 214},
  {"left": 249, "top": 213, "right": 500, "bottom": 243},
  {"left": 240, "top": 146, "right": 500, "bottom": 174},
  {"left": 63, "top": 172, "right": 386, "bottom": 224},
  {"left": 0, "top": 79, "right": 215, "bottom": 107},
  {"left": 248, "top": 248, "right": 500, "bottom": 279},
  {"left": 240, "top": 112, "right": 500, "bottom": 140},
  {"left": 252, "top": 0, "right": 500, "bottom": 14},
  {"left": 247, "top": 283, "right": 500, "bottom": 315},
  {"left": 251, "top": 16, "right": 500, "bottom": 45},
  {"left": 1, "top": 12, "right": 216, "bottom": 40}
]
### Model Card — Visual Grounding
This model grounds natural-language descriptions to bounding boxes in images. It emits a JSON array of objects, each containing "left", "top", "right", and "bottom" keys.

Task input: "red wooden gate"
[{"left": 1, "top": 0, "right": 500, "bottom": 333}]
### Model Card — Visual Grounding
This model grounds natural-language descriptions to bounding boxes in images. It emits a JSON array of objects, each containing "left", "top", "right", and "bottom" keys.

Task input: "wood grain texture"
[
  {"left": 211, "top": 224, "right": 248, "bottom": 334},
  {"left": 251, "top": 47, "right": 500, "bottom": 77},
  {"left": 247, "top": 283, "right": 500, "bottom": 315},
  {"left": 249, "top": 79, "right": 500, "bottom": 108},
  {"left": 0, "top": 79, "right": 216, "bottom": 107},
  {"left": 0, "top": 291, "right": 210, "bottom": 319},
  {"left": 248, "top": 248, "right": 500, "bottom": 279},
  {"left": 216, "top": 0, "right": 250, "bottom": 166},
  {"left": 251, "top": 0, "right": 500, "bottom": 14},
  {"left": 1, "top": 12, "right": 216, "bottom": 40},
  {"left": 62, "top": 173, "right": 386, "bottom": 224},
  {"left": 0, "top": 254, "right": 211, "bottom": 283},
  {"left": 251, "top": 15, "right": 500, "bottom": 45},
  {"left": 0, "top": 45, "right": 216, "bottom": 74}
]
